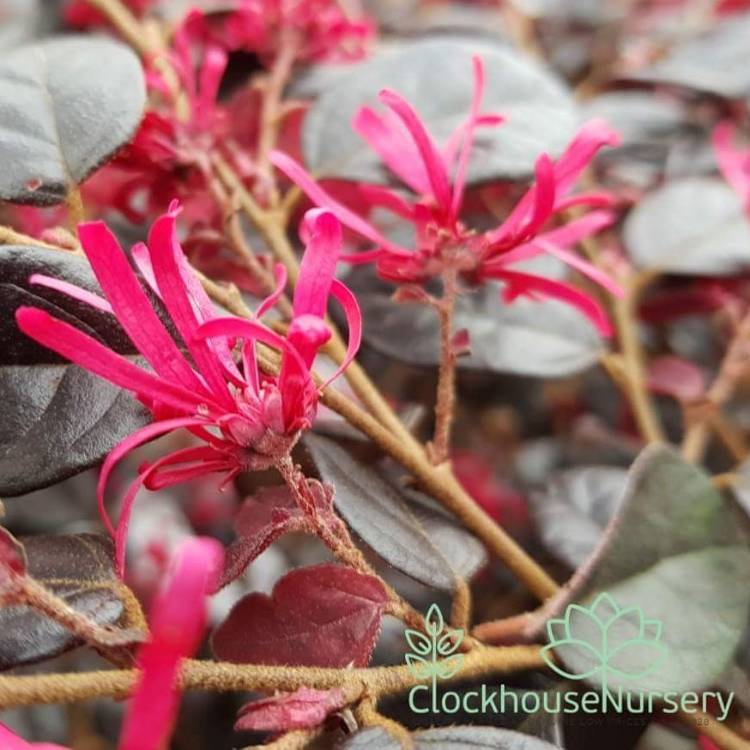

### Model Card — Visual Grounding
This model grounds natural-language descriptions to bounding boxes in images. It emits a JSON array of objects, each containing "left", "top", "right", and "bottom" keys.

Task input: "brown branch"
[
  {"left": 0, "top": 646, "right": 545, "bottom": 709},
  {"left": 682, "top": 307, "right": 750, "bottom": 463},
  {"left": 429, "top": 267, "right": 459, "bottom": 465}
]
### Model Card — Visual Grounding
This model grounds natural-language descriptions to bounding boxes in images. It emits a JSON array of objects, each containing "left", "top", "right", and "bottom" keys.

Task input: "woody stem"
[
  {"left": 431, "top": 266, "right": 460, "bottom": 465},
  {"left": 0, "top": 646, "right": 545, "bottom": 708}
]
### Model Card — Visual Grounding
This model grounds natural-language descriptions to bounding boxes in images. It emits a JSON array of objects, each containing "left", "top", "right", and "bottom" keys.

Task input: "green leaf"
[
  {"left": 302, "top": 37, "right": 577, "bottom": 185},
  {"left": 538, "top": 446, "right": 750, "bottom": 695}
]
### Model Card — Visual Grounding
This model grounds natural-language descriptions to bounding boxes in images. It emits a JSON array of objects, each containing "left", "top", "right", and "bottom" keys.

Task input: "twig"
[
  {"left": 0, "top": 645, "right": 545, "bottom": 708},
  {"left": 683, "top": 307, "right": 750, "bottom": 463},
  {"left": 678, "top": 710, "right": 750, "bottom": 750},
  {"left": 611, "top": 280, "right": 665, "bottom": 444},
  {"left": 0, "top": 225, "right": 65, "bottom": 250},
  {"left": 429, "top": 267, "right": 460, "bottom": 465},
  {"left": 355, "top": 697, "right": 413, "bottom": 749}
]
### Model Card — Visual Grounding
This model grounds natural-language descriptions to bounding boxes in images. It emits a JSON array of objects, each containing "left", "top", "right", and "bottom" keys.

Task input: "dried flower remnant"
[
  {"left": 272, "top": 56, "right": 623, "bottom": 334},
  {"left": 16, "top": 204, "right": 359, "bottom": 575}
]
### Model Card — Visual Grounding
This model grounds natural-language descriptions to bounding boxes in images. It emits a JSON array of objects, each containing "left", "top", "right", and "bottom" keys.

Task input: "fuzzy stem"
[
  {"left": 0, "top": 226, "right": 65, "bottom": 250},
  {"left": 0, "top": 646, "right": 545, "bottom": 708},
  {"left": 65, "top": 185, "right": 86, "bottom": 232},
  {"left": 678, "top": 711, "right": 750, "bottom": 750},
  {"left": 256, "top": 31, "right": 299, "bottom": 205},
  {"left": 430, "top": 267, "right": 460, "bottom": 465},
  {"left": 682, "top": 307, "right": 750, "bottom": 463},
  {"left": 612, "top": 284, "right": 665, "bottom": 444},
  {"left": 355, "top": 698, "right": 413, "bottom": 748}
]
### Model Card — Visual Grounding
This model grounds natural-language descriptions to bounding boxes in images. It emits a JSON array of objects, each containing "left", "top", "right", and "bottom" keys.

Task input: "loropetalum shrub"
[{"left": 0, "top": 2, "right": 749, "bottom": 750}]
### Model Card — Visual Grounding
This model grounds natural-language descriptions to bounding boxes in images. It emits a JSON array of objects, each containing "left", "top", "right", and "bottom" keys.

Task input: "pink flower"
[
  {"left": 92, "top": 12, "right": 230, "bottom": 226},
  {"left": 713, "top": 121, "right": 750, "bottom": 211},
  {"left": 119, "top": 536, "right": 223, "bottom": 750},
  {"left": 0, "top": 725, "right": 68, "bottom": 750},
  {"left": 211, "top": 0, "right": 375, "bottom": 63},
  {"left": 16, "top": 204, "right": 360, "bottom": 576},
  {"left": 271, "top": 56, "right": 623, "bottom": 334}
]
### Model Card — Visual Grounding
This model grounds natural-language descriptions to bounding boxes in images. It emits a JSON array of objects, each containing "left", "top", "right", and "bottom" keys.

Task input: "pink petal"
[
  {"left": 147, "top": 211, "right": 235, "bottom": 409},
  {"left": 98, "top": 416, "right": 213, "bottom": 553},
  {"left": 443, "top": 113, "right": 505, "bottom": 167},
  {"left": 295, "top": 209, "right": 342, "bottom": 319},
  {"left": 29, "top": 274, "right": 113, "bottom": 313},
  {"left": 118, "top": 537, "right": 223, "bottom": 750},
  {"left": 78, "top": 221, "right": 208, "bottom": 395},
  {"left": 0, "top": 724, "right": 68, "bottom": 749},
  {"left": 340, "top": 248, "right": 385, "bottom": 264},
  {"left": 535, "top": 239, "right": 624, "bottom": 298},
  {"left": 256, "top": 263, "right": 288, "bottom": 318},
  {"left": 15, "top": 308, "right": 212, "bottom": 415},
  {"left": 497, "top": 269, "right": 613, "bottom": 336},
  {"left": 352, "top": 105, "right": 432, "bottom": 195},
  {"left": 713, "top": 120, "right": 750, "bottom": 202},
  {"left": 323, "top": 278, "right": 362, "bottom": 386},
  {"left": 551, "top": 118, "right": 622, "bottom": 198},
  {"left": 379, "top": 88, "right": 453, "bottom": 212},
  {"left": 358, "top": 184, "right": 416, "bottom": 220},
  {"left": 270, "top": 151, "right": 410, "bottom": 255},
  {"left": 451, "top": 55, "right": 491, "bottom": 219}
]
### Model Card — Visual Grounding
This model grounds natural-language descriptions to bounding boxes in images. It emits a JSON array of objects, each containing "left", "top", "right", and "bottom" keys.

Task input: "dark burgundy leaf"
[
  {"left": 0, "top": 36, "right": 146, "bottom": 205},
  {"left": 235, "top": 687, "right": 348, "bottom": 732},
  {"left": 307, "top": 434, "right": 485, "bottom": 590},
  {"left": 0, "top": 245, "right": 150, "bottom": 495},
  {"left": 0, "top": 534, "right": 127, "bottom": 669},
  {"left": 219, "top": 484, "right": 330, "bottom": 588},
  {"left": 212, "top": 563, "right": 388, "bottom": 667}
]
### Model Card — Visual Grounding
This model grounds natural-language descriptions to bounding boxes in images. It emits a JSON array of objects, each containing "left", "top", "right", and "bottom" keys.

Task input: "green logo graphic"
[
  {"left": 405, "top": 603, "right": 464, "bottom": 710},
  {"left": 541, "top": 592, "right": 669, "bottom": 698}
]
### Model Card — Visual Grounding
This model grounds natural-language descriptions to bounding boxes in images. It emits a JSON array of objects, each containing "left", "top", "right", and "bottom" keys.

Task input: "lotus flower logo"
[
  {"left": 405, "top": 604, "right": 464, "bottom": 696},
  {"left": 541, "top": 592, "right": 669, "bottom": 697}
]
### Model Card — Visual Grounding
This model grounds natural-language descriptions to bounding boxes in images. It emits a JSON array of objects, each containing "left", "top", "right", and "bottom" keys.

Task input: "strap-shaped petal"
[
  {"left": 15, "top": 308, "right": 216, "bottom": 415},
  {"left": 78, "top": 221, "right": 208, "bottom": 396}
]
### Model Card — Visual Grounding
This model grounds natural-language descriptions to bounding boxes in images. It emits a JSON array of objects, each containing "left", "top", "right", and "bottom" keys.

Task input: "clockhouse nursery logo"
[{"left": 406, "top": 593, "right": 735, "bottom": 721}]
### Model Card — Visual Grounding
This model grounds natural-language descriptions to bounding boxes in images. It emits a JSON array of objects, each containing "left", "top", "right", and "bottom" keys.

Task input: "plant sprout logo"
[
  {"left": 541, "top": 592, "right": 669, "bottom": 699},
  {"left": 405, "top": 603, "right": 464, "bottom": 706}
]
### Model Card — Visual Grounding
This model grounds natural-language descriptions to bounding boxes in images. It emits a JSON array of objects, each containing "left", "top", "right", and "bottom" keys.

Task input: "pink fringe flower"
[
  {"left": 16, "top": 204, "right": 360, "bottom": 576},
  {"left": 713, "top": 120, "right": 750, "bottom": 211},
  {"left": 271, "top": 56, "right": 624, "bottom": 335}
]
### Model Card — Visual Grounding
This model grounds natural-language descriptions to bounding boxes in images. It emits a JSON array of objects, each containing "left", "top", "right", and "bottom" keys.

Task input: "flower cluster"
[
  {"left": 208, "top": 0, "right": 375, "bottom": 63},
  {"left": 271, "top": 57, "right": 623, "bottom": 334},
  {"left": 16, "top": 204, "right": 359, "bottom": 575}
]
